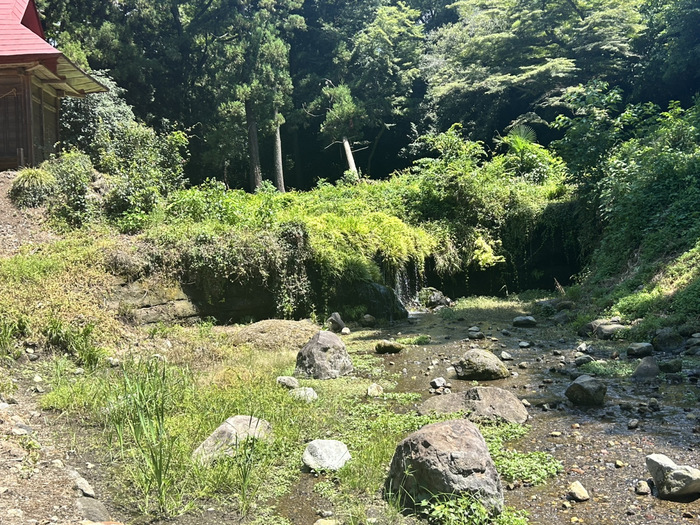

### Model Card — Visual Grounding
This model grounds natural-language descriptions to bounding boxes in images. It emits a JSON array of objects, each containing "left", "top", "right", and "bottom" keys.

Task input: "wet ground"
[{"left": 355, "top": 309, "right": 700, "bottom": 524}]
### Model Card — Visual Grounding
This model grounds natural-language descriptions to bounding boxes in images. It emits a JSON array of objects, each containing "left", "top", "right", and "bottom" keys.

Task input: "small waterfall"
[{"left": 395, "top": 264, "right": 424, "bottom": 311}]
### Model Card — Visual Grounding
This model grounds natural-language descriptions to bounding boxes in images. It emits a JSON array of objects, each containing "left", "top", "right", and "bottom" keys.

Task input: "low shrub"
[{"left": 9, "top": 168, "right": 56, "bottom": 208}]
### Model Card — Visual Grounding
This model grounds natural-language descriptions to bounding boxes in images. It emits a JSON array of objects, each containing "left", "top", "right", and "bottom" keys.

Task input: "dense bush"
[
  {"left": 43, "top": 151, "right": 99, "bottom": 227},
  {"left": 556, "top": 89, "right": 700, "bottom": 333},
  {"left": 58, "top": 73, "right": 189, "bottom": 231}
]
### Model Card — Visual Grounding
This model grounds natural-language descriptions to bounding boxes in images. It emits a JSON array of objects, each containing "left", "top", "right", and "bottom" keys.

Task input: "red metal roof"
[
  {"left": 0, "top": 0, "right": 56, "bottom": 58},
  {"left": 0, "top": 0, "right": 106, "bottom": 95}
]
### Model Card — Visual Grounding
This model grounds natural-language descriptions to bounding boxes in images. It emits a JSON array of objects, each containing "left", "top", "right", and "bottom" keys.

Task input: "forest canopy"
[{"left": 37, "top": 0, "right": 700, "bottom": 190}]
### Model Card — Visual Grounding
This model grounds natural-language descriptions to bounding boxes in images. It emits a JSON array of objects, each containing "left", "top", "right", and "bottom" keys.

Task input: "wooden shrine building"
[{"left": 0, "top": 0, "right": 106, "bottom": 170}]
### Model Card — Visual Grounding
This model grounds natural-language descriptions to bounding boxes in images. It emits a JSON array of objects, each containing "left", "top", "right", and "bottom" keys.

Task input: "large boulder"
[
  {"left": 513, "top": 316, "right": 537, "bottom": 328},
  {"left": 295, "top": 331, "right": 353, "bottom": 379},
  {"left": 632, "top": 356, "right": 660, "bottom": 380},
  {"left": 417, "top": 386, "right": 528, "bottom": 424},
  {"left": 384, "top": 419, "right": 503, "bottom": 514},
  {"left": 565, "top": 375, "right": 606, "bottom": 406},
  {"left": 192, "top": 415, "right": 272, "bottom": 464},
  {"left": 627, "top": 342, "right": 654, "bottom": 358},
  {"left": 594, "top": 322, "right": 626, "bottom": 340},
  {"left": 652, "top": 328, "right": 685, "bottom": 354},
  {"left": 453, "top": 349, "right": 510, "bottom": 380},
  {"left": 646, "top": 454, "right": 700, "bottom": 500},
  {"left": 579, "top": 318, "right": 625, "bottom": 338}
]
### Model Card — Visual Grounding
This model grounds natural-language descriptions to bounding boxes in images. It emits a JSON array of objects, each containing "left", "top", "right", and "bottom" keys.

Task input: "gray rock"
[
  {"left": 290, "top": 387, "right": 318, "bottom": 403},
  {"left": 578, "top": 319, "right": 608, "bottom": 337},
  {"left": 574, "top": 355, "right": 594, "bottom": 367},
  {"left": 500, "top": 351, "right": 513, "bottom": 361},
  {"left": 367, "top": 383, "right": 384, "bottom": 397},
  {"left": 627, "top": 343, "right": 654, "bottom": 358},
  {"left": 192, "top": 415, "right": 272, "bottom": 464},
  {"left": 513, "top": 316, "right": 537, "bottom": 327},
  {"left": 646, "top": 454, "right": 700, "bottom": 499},
  {"left": 557, "top": 301, "right": 575, "bottom": 311},
  {"left": 360, "top": 314, "right": 377, "bottom": 327},
  {"left": 69, "top": 470, "right": 96, "bottom": 498},
  {"left": 567, "top": 481, "right": 590, "bottom": 502},
  {"left": 302, "top": 440, "right": 351, "bottom": 471},
  {"left": 635, "top": 480, "right": 651, "bottom": 495},
  {"left": 594, "top": 323, "right": 626, "bottom": 340},
  {"left": 467, "top": 330, "right": 485, "bottom": 340},
  {"left": 375, "top": 340, "right": 405, "bottom": 354},
  {"left": 632, "top": 356, "right": 660, "bottom": 380},
  {"left": 417, "top": 386, "right": 529, "bottom": 424},
  {"left": 420, "top": 287, "right": 451, "bottom": 308},
  {"left": 430, "top": 377, "right": 447, "bottom": 389},
  {"left": 659, "top": 358, "right": 682, "bottom": 373},
  {"left": 652, "top": 328, "right": 684, "bottom": 354},
  {"left": 326, "top": 312, "right": 346, "bottom": 333},
  {"left": 276, "top": 376, "right": 300, "bottom": 389},
  {"left": 341, "top": 326, "right": 351, "bottom": 335},
  {"left": 384, "top": 419, "right": 503, "bottom": 514},
  {"left": 338, "top": 281, "right": 407, "bottom": 321},
  {"left": 551, "top": 311, "right": 572, "bottom": 325},
  {"left": 453, "top": 349, "right": 509, "bottom": 380},
  {"left": 76, "top": 497, "right": 111, "bottom": 522},
  {"left": 565, "top": 375, "right": 606, "bottom": 406},
  {"left": 295, "top": 331, "right": 353, "bottom": 379}
]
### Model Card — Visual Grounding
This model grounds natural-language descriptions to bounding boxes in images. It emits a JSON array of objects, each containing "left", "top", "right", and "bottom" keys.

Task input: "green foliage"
[
  {"left": 579, "top": 360, "right": 636, "bottom": 378},
  {"left": 405, "top": 125, "right": 570, "bottom": 277},
  {"left": 43, "top": 317, "right": 105, "bottom": 370},
  {"left": 43, "top": 151, "right": 99, "bottom": 227},
  {"left": 578, "top": 97, "right": 700, "bottom": 331},
  {"left": 479, "top": 422, "right": 562, "bottom": 486},
  {"left": 419, "top": 492, "right": 491, "bottom": 525},
  {"left": 9, "top": 168, "right": 56, "bottom": 208},
  {"left": 0, "top": 317, "right": 25, "bottom": 359},
  {"left": 101, "top": 123, "right": 188, "bottom": 223},
  {"left": 419, "top": 493, "right": 529, "bottom": 525},
  {"left": 59, "top": 73, "right": 136, "bottom": 161}
]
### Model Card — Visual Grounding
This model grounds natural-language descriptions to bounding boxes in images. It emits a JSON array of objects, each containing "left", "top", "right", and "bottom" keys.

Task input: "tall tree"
[
  {"left": 421, "top": 0, "right": 646, "bottom": 137},
  {"left": 348, "top": 2, "right": 424, "bottom": 174}
]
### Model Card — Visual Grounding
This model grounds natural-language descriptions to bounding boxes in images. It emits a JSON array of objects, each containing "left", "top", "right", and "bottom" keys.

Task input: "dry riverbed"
[{"left": 1, "top": 300, "right": 700, "bottom": 525}]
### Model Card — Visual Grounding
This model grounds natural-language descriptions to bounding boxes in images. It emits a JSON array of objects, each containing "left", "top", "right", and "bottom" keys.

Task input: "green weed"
[
  {"left": 479, "top": 422, "right": 562, "bottom": 486},
  {"left": 396, "top": 334, "right": 432, "bottom": 345},
  {"left": 578, "top": 360, "right": 636, "bottom": 378}
]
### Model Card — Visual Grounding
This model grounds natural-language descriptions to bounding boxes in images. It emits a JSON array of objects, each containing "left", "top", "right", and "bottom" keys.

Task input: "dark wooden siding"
[{"left": 0, "top": 73, "right": 26, "bottom": 170}]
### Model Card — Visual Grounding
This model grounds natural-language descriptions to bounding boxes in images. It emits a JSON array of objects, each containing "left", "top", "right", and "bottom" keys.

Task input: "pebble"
[
  {"left": 628, "top": 419, "right": 639, "bottom": 429},
  {"left": 635, "top": 480, "right": 651, "bottom": 495}
]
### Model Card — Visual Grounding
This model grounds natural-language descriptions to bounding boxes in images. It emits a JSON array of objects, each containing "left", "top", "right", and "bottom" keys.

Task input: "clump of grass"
[
  {"left": 43, "top": 317, "right": 106, "bottom": 370},
  {"left": 578, "top": 360, "right": 636, "bottom": 378},
  {"left": 9, "top": 167, "right": 56, "bottom": 208},
  {"left": 396, "top": 334, "right": 432, "bottom": 345}
]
